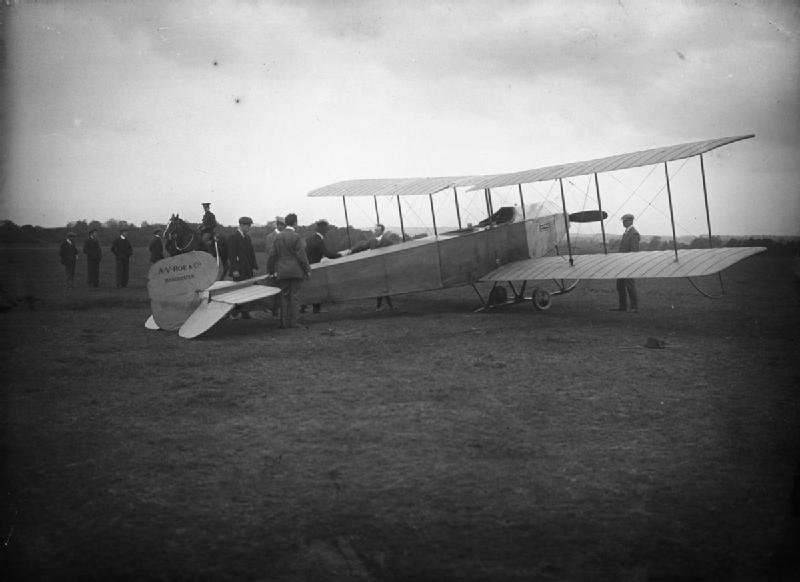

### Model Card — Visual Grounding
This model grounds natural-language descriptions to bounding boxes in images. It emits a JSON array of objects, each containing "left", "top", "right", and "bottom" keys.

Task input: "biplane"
[{"left": 145, "top": 134, "right": 765, "bottom": 338}]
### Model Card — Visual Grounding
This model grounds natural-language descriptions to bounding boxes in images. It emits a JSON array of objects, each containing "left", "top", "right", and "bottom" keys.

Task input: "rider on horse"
[{"left": 199, "top": 202, "right": 218, "bottom": 248}]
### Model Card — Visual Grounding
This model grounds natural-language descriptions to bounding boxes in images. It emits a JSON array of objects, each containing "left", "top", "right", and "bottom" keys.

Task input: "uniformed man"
[
  {"left": 613, "top": 213, "right": 640, "bottom": 312},
  {"left": 59, "top": 232, "right": 79, "bottom": 288},
  {"left": 199, "top": 202, "right": 218, "bottom": 248}
]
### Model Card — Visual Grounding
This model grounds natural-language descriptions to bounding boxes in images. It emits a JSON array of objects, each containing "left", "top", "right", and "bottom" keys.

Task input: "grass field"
[{"left": 1, "top": 245, "right": 799, "bottom": 581}]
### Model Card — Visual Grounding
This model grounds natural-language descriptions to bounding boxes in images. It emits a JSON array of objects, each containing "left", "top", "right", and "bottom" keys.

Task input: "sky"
[{"left": 1, "top": 0, "right": 798, "bottom": 237}]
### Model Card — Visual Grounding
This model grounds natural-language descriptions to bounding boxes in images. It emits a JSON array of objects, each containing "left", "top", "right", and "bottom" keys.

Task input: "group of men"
[
  {"left": 59, "top": 202, "right": 642, "bottom": 315},
  {"left": 59, "top": 228, "right": 134, "bottom": 289}
]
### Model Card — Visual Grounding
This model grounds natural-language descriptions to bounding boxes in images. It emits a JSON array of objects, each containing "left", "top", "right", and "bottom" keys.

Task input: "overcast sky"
[{"left": 1, "top": 0, "right": 798, "bottom": 236}]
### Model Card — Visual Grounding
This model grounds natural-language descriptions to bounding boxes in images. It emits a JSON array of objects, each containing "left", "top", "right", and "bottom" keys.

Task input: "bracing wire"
[{"left": 687, "top": 273, "right": 726, "bottom": 298}]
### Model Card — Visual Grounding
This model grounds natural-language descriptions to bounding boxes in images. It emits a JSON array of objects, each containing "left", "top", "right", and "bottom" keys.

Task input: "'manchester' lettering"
[{"left": 157, "top": 261, "right": 203, "bottom": 276}]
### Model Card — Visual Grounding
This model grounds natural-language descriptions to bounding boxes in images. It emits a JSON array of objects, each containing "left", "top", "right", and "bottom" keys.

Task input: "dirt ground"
[{"left": 1, "top": 245, "right": 799, "bottom": 581}]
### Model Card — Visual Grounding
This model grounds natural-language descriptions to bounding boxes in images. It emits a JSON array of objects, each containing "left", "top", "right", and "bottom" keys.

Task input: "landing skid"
[{"left": 472, "top": 279, "right": 580, "bottom": 312}]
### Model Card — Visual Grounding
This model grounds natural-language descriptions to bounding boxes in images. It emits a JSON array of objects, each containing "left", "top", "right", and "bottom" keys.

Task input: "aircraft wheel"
[
  {"left": 488, "top": 286, "right": 508, "bottom": 306},
  {"left": 531, "top": 287, "right": 552, "bottom": 311}
]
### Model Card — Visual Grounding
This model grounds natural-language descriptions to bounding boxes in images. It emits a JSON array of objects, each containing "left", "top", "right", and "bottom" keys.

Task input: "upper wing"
[
  {"left": 480, "top": 247, "right": 766, "bottom": 282},
  {"left": 468, "top": 135, "right": 754, "bottom": 191},
  {"left": 307, "top": 175, "right": 479, "bottom": 198}
]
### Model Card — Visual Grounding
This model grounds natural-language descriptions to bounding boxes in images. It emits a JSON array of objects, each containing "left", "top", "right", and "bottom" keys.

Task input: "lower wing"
[{"left": 481, "top": 247, "right": 766, "bottom": 282}]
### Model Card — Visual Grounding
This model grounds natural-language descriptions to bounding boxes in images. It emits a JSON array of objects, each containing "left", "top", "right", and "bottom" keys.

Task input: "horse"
[{"left": 163, "top": 214, "right": 229, "bottom": 278}]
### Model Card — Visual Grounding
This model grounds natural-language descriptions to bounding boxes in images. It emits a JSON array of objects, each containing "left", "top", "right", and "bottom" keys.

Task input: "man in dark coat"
[
  {"left": 227, "top": 216, "right": 257, "bottom": 281},
  {"left": 82, "top": 229, "right": 102, "bottom": 287},
  {"left": 352, "top": 223, "right": 395, "bottom": 310},
  {"left": 59, "top": 232, "right": 79, "bottom": 288},
  {"left": 301, "top": 219, "right": 341, "bottom": 314},
  {"left": 149, "top": 229, "right": 165, "bottom": 264},
  {"left": 111, "top": 228, "right": 134, "bottom": 288},
  {"left": 267, "top": 213, "right": 310, "bottom": 329},
  {"left": 613, "top": 213, "right": 640, "bottom": 312}
]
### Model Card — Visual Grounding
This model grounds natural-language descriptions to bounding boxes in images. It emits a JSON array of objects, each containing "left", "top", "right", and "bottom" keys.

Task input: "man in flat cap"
[
  {"left": 613, "top": 213, "right": 640, "bottom": 312},
  {"left": 227, "top": 216, "right": 257, "bottom": 281},
  {"left": 301, "top": 219, "right": 342, "bottom": 314},
  {"left": 226, "top": 216, "right": 258, "bottom": 318},
  {"left": 82, "top": 229, "right": 102, "bottom": 287},
  {"left": 149, "top": 229, "right": 165, "bottom": 264},
  {"left": 267, "top": 213, "right": 310, "bottom": 328},
  {"left": 59, "top": 232, "right": 79, "bottom": 288},
  {"left": 111, "top": 228, "right": 134, "bottom": 288}
]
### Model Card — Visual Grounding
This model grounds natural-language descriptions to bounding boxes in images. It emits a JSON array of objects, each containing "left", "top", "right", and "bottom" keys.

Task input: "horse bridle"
[{"left": 166, "top": 219, "right": 196, "bottom": 252}]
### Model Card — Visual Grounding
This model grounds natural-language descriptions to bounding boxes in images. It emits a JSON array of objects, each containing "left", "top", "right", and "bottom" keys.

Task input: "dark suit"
[
  {"left": 149, "top": 236, "right": 164, "bottom": 263},
  {"left": 304, "top": 232, "right": 341, "bottom": 312},
  {"left": 59, "top": 239, "right": 78, "bottom": 287},
  {"left": 306, "top": 232, "right": 341, "bottom": 264},
  {"left": 227, "top": 229, "right": 257, "bottom": 281},
  {"left": 267, "top": 228, "right": 310, "bottom": 328},
  {"left": 82, "top": 236, "right": 102, "bottom": 287},
  {"left": 111, "top": 236, "right": 133, "bottom": 287},
  {"left": 616, "top": 226, "right": 640, "bottom": 311}
]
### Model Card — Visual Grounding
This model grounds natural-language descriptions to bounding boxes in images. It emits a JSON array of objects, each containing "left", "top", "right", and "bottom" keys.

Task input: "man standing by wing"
[
  {"left": 301, "top": 219, "right": 341, "bottom": 314},
  {"left": 267, "top": 213, "right": 310, "bottom": 329},
  {"left": 613, "top": 213, "right": 640, "bottom": 313}
]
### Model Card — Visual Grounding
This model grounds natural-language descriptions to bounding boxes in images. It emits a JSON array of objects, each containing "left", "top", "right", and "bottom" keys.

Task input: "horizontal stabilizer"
[
  {"left": 568, "top": 210, "right": 607, "bottom": 223},
  {"left": 481, "top": 247, "right": 766, "bottom": 282},
  {"left": 179, "top": 279, "right": 281, "bottom": 339},
  {"left": 210, "top": 282, "right": 281, "bottom": 305},
  {"left": 179, "top": 300, "right": 235, "bottom": 339}
]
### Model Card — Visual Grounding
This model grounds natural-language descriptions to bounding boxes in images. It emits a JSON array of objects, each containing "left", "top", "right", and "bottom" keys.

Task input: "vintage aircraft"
[{"left": 145, "top": 134, "right": 765, "bottom": 338}]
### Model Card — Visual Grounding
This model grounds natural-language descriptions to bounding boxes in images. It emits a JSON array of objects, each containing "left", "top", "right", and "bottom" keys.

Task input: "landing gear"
[
  {"left": 531, "top": 287, "right": 552, "bottom": 311},
  {"left": 488, "top": 285, "right": 508, "bottom": 306}
]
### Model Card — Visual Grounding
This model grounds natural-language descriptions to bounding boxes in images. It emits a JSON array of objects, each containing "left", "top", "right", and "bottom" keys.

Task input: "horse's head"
[{"left": 164, "top": 213, "right": 195, "bottom": 250}]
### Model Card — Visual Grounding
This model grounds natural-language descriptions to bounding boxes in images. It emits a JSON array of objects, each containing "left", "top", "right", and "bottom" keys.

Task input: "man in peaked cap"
[
  {"left": 59, "top": 232, "right": 79, "bottom": 288},
  {"left": 613, "top": 213, "right": 640, "bottom": 312},
  {"left": 199, "top": 202, "right": 218, "bottom": 250}
]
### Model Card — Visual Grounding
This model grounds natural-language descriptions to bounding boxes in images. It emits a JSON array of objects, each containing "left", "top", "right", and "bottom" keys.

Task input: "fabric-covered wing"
[
  {"left": 307, "top": 175, "right": 479, "bottom": 198},
  {"left": 468, "top": 135, "right": 754, "bottom": 191},
  {"left": 178, "top": 301, "right": 236, "bottom": 339},
  {"left": 480, "top": 247, "right": 766, "bottom": 282}
]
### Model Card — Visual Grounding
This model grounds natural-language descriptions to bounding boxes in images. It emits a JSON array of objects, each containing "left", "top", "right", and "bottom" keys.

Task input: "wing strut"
[
  {"left": 594, "top": 173, "right": 608, "bottom": 254},
  {"left": 518, "top": 184, "right": 526, "bottom": 219},
  {"left": 453, "top": 186, "right": 463, "bottom": 230},
  {"left": 700, "top": 154, "right": 714, "bottom": 247},
  {"left": 429, "top": 194, "right": 438, "bottom": 237},
  {"left": 484, "top": 189, "right": 494, "bottom": 224},
  {"left": 558, "top": 179, "right": 574, "bottom": 266},
  {"left": 396, "top": 195, "right": 407, "bottom": 242},
  {"left": 664, "top": 163, "right": 679, "bottom": 262},
  {"left": 373, "top": 195, "right": 380, "bottom": 226},
  {"left": 342, "top": 196, "right": 353, "bottom": 248}
]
